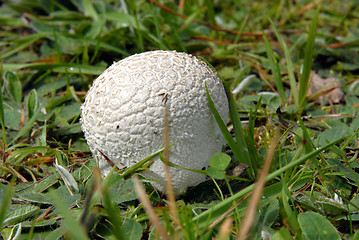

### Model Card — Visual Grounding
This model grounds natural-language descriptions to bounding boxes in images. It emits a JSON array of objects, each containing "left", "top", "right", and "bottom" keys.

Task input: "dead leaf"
[{"left": 307, "top": 71, "right": 344, "bottom": 104}]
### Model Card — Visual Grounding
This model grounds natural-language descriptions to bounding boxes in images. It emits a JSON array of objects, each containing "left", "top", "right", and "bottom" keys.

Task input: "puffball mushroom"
[{"left": 80, "top": 50, "right": 229, "bottom": 196}]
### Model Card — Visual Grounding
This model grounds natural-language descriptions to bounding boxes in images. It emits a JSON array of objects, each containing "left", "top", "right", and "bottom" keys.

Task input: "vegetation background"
[{"left": 1, "top": 0, "right": 359, "bottom": 239}]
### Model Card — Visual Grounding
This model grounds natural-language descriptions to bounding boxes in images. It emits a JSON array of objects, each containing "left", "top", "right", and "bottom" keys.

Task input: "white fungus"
[{"left": 81, "top": 50, "right": 228, "bottom": 195}]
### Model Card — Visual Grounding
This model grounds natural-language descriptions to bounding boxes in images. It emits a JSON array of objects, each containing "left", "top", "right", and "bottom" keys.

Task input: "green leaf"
[
  {"left": 271, "top": 227, "right": 293, "bottom": 240},
  {"left": 209, "top": 152, "right": 231, "bottom": 170},
  {"left": 252, "top": 199, "right": 279, "bottom": 237},
  {"left": 121, "top": 220, "right": 142, "bottom": 240},
  {"left": 207, "top": 167, "right": 225, "bottom": 180},
  {"left": 298, "top": 212, "right": 341, "bottom": 240},
  {"left": 26, "top": 89, "right": 38, "bottom": 120},
  {"left": 105, "top": 12, "right": 138, "bottom": 28},
  {"left": 48, "top": 186, "right": 81, "bottom": 209},
  {"left": 14, "top": 192, "right": 52, "bottom": 205},
  {"left": 4, "top": 205, "right": 40, "bottom": 226},
  {"left": 318, "top": 125, "right": 353, "bottom": 147},
  {"left": 81, "top": 0, "right": 99, "bottom": 20},
  {"left": 4, "top": 71, "right": 22, "bottom": 103},
  {"left": 3, "top": 108, "right": 22, "bottom": 131},
  {"left": 54, "top": 163, "right": 79, "bottom": 193},
  {"left": 55, "top": 102, "right": 81, "bottom": 121},
  {"left": 327, "top": 158, "right": 359, "bottom": 187},
  {"left": 8, "top": 223, "right": 22, "bottom": 240},
  {"left": 108, "top": 175, "right": 137, "bottom": 204}
]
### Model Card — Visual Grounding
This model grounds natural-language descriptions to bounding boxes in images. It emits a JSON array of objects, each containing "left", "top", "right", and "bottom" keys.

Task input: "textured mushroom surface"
[{"left": 81, "top": 50, "right": 228, "bottom": 195}]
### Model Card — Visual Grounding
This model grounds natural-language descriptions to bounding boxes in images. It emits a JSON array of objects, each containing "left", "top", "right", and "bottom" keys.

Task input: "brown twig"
[
  {"left": 133, "top": 174, "right": 170, "bottom": 240},
  {"left": 236, "top": 128, "right": 279, "bottom": 240},
  {"left": 7, "top": 164, "right": 28, "bottom": 182},
  {"left": 35, "top": 205, "right": 55, "bottom": 221},
  {"left": 163, "top": 104, "right": 181, "bottom": 239},
  {"left": 217, "top": 216, "right": 233, "bottom": 240},
  {"left": 207, "top": 193, "right": 250, "bottom": 231}
]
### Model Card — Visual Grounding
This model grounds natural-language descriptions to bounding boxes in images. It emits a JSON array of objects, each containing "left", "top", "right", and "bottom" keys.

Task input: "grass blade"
[
  {"left": 96, "top": 169, "right": 126, "bottom": 240},
  {"left": 205, "top": 82, "right": 242, "bottom": 164},
  {"left": 225, "top": 85, "right": 254, "bottom": 178},
  {"left": 298, "top": 6, "right": 320, "bottom": 112},
  {"left": 270, "top": 19, "right": 298, "bottom": 108},
  {"left": 0, "top": 72, "right": 7, "bottom": 146},
  {"left": 0, "top": 183, "right": 13, "bottom": 230},
  {"left": 120, "top": 142, "right": 176, "bottom": 179},
  {"left": 263, "top": 32, "right": 285, "bottom": 100},
  {"left": 49, "top": 190, "right": 89, "bottom": 240},
  {"left": 10, "top": 102, "right": 45, "bottom": 144}
]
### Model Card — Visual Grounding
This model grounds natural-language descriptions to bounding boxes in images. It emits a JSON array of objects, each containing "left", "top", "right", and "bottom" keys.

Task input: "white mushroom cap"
[{"left": 81, "top": 50, "right": 228, "bottom": 196}]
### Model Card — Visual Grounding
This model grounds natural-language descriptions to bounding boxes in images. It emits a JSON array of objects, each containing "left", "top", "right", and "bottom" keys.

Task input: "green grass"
[{"left": 1, "top": 0, "right": 359, "bottom": 239}]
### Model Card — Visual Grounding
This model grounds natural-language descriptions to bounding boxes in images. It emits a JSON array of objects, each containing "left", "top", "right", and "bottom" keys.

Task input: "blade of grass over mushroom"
[
  {"left": 193, "top": 138, "right": 341, "bottom": 226},
  {"left": 159, "top": 154, "right": 206, "bottom": 175},
  {"left": 205, "top": 82, "right": 242, "bottom": 163},
  {"left": 159, "top": 154, "right": 249, "bottom": 181},
  {"left": 270, "top": 19, "right": 298, "bottom": 108},
  {"left": 120, "top": 142, "right": 177, "bottom": 179},
  {"left": 263, "top": 32, "right": 285, "bottom": 100},
  {"left": 298, "top": 6, "right": 320, "bottom": 113}
]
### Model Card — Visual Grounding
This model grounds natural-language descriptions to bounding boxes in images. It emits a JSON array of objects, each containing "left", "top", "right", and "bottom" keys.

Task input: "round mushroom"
[{"left": 80, "top": 50, "right": 228, "bottom": 196}]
